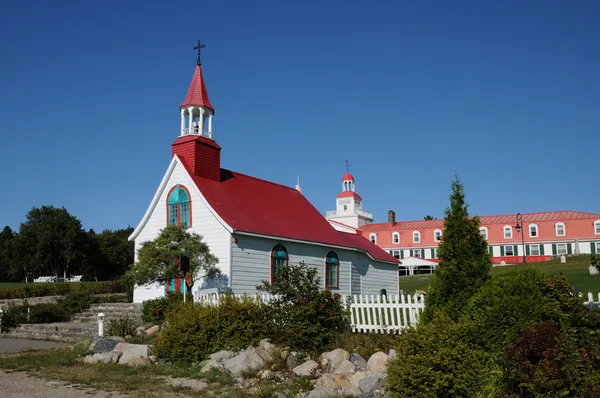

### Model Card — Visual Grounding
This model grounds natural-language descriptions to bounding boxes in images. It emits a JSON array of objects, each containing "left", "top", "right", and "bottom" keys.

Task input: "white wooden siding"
[{"left": 355, "top": 256, "right": 399, "bottom": 296}]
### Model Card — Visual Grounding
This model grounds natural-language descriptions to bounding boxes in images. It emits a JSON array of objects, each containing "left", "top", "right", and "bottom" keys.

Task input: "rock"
[
  {"left": 135, "top": 326, "right": 146, "bottom": 336},
  {"left": 287, "top": 352, "right": 300, "bottom": 370},
  {"left": 292, "top": 360, "right": 320, "bottom": 379},
  {"left": 83, "top": 353, "right": 105, "bottom": 364},
  {"left": 367, "top": 352, "right": 389, "bottom": 373},
  {"left": 340, "top": 386, "right": 362, "bottom": 397},
  {"left": 259, "top": 338, "right": 276, "bottom": 352},
  {"left": 280, "top": 350, "right": 289, "bottom": 360},
  {"left": 350, "top": 371, "right": 368, "bottom": 387},
  {"left": 333, "top": 373, "right": 354, "bottom": 388},
  {"left": 127, "top": 358, "right": 152, "bottom": 367},
  {"left": 358, "top": 372, "right": 386, "bottom": 394},
  {"left": 334, "top": 360, "right": 356, "bottom": 374},
  {"left": 223, "top": 350, "right": 267, "bottom": 376},
  {"left": 112, "top": 342, "right": 131, "bottom": 353},
  {"left": 261, "top": 370, "right": 275, "bottom": 380},
  {"left": 149, "top": 355, "right": 157, "bottom": 363},
  {"left": 103, "top": 351, "right": 122, "bottom": 364},
  {"left": 350, "top": 353, "right": 368, "bottom": 370},
  {"left": 201, "top": 359, "right": 223, "bottom": 372},
  {"left": 388, "top": 349, "right": 397, "bottom": 360},
  {"left": 145, "top": 325, "right": 160, "bottom": 335},
  {"left": 315, "top": 374, "right": 336, "bottom": 389},
  {"left": 319, "top": 348, "right": 349, "bottom": 373},
  {"left": 209, "top": 350, "right": 235, "bottom": 362},
  {"left": 307, "top": 387, "right": 338, "bottom": 398},
  {"left": 92, "top": 338, "right": 123, "bottom": 353},
  {"left": 256, "top": 348, "right": 273, "bottom": 362},
  {"left": 162, "top": 376, "right": 208, "bottom": 391},
  {"left": 118, "top": 344, "right": 151, "bottom": 364}
]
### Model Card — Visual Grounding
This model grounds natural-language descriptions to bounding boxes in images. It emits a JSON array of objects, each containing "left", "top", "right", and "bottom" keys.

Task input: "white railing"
[
  {"left": 343, "top": 294, "right": 425, "bottom": 334},
  {"left": 181, "top": 127, "right": 211, "bottom": 137}
]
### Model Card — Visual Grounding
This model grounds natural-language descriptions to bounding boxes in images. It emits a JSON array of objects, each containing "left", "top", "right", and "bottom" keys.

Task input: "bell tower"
[{"left": 326, "top": 162, "right": 373, "bottom": 228}]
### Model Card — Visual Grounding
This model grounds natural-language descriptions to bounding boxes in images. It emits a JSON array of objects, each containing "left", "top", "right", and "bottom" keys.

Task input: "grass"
[{"left": 400, "top": 255, "right": 600, "bottom": 294}]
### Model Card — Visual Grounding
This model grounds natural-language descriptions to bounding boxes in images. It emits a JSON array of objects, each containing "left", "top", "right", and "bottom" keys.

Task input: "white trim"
[
  {"left": 433, "top": 229, "right": 442, "bottom": 242},
  {"left": 556, "top": 242, "right": 567, "bottom": 255},
  {"left": 529, "top": 224, "right": 539, "bottom": 238},
  {"left": 412, "top": 231, "right": 421, "bottom": 243},
  {"left": 504, "top": 245, "right": 515, "bottom": 256},
  {"left": 129, "top": 155, "right": 233, "bottom": 241},
  {"left": 503, "top": 225, "right": 513, "bottom": 239},
  {"left": 530, "top": 244, "right": 540, "bottom": 256},
  {"left": 392, "top": 232, "right": 400, "bottom": 244},
  {"left": 555, "top": 222, "right": 566, "bottom": 237},
  {"left": 369, "top": 233, "right": 377, "bottom": 244},
  {"left": 596, "top": 241, "right": 600, "bottom": 254},
  {"left": 479, "top": 227, "right": 488, "bottom": 240},
  {"left": 594, "top": 220, "right": 600, "bottom": 235},
  {"left": 234, "top": 230, "right": 399, "bottom": 265}
]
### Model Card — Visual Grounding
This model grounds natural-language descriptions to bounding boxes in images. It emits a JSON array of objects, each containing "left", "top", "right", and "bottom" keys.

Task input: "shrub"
[
  {"left": 142, "top": 293, "right": 185, "bottom": 324},
  {"left": 28, "top": 302, "right": 70, "bottom": 323},
  {"left": 257, "top": 263, "right": 349, "bottom": 353},
  {"left": 107, "top": 316, "right": 137, "bottom": 338},
  {"left": 0, "top": 280, "right": 127, "bottom": 300},
  {"left": 60, "top": 291, "right": 93, "bottom": 315},
  {"left": 155, "top": 294, "right": 268, "bottom": 362},
  {"left": 334, "top": 330, "right": 399, "bottom": 360}
]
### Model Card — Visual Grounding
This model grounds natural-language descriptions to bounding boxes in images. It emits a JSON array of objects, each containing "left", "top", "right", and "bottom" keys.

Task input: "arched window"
[
  {"left": 270, "top": 244, "right": 288, "bottom": 284},
  {"left": 434, "top": 229, "right": 442, "bottom": 242},
  {"left": 167, "top": 185, "right": 191, "bottom": 227},
  {"left": 392, "top": 232, "right": 400, "bottom": 244},
  {"left": 325, "top": 251, "right": 339, "bottom": 289}
]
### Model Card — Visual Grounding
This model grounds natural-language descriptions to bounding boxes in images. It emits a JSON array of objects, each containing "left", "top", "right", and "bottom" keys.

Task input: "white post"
[
  {"left": 188, "top": 107, "right": 194, "bottom": 135},
  {"left": 97, "top": 313, "right": 105, "bottom": 337},
  {"left": 0, "top": 308, "right": 3, "bottom": 333},
  {"left": 183, "top": 278, "right": 186, "bottom": 304},
  {"left": 180, "top": 108, "right": 185, "bottom": 135},
  {"left": 199, "top": 108, "right": 205, "bottom": 136},
  {"left": 208, "top": 113, "right": 213, "bottom": 138}
]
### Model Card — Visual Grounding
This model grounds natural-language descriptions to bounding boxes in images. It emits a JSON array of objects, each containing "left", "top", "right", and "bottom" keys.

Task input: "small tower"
[
  {"left": 326, "top": 164, "right": 373, "bottom": 228},
  {"left": 179, "top": 40, "right": 215, "bottom": 138}
]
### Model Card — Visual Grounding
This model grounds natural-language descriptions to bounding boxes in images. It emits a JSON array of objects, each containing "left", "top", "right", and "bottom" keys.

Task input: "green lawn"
[
  {"left": 400, "top": 255, "right": 600, "bottom": 295},
  {"left": 0, "top": 281, "right": 102, "bottom": 290}
]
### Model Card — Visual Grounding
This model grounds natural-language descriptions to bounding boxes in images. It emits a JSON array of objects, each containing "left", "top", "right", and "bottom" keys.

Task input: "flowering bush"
[{"left": 257, "top": 262, "right": 349, "bottom": 353}]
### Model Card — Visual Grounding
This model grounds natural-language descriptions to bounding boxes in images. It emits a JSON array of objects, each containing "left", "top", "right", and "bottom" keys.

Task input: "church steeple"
[
  {"left": 325, "top": 163, "right": 373, "bottom": 228},
  {"left": 179, "top": 40, "right": 215, "bottom": 138}
]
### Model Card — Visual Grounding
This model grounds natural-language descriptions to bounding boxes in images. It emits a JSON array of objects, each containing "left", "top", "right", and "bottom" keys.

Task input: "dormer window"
[
  {"left": 529, "top": 224, "right": 538, "bottom": 238},
  {"left": 392, "top": 232, "right": 400, "bottom": 244},
  {"left": 595, "top": 220, "right": 600, "bottom": 235},
  {"left": 434, "top": 229, "right": 442, "bottom": 242},
  {"left": 413, "top": 231, "right": 421, "bottom": 243},
  {"left": 504, "top": 226, "right": 512, "bottom": 239},
  {"left": 479, "top": 227, "right": 488, "bottom": 240},
  {"left": 555, "top": 222, "right": 566, "bottom": 237},
  {"left": 369, "top": 233, "right": 376, "bottom": 244}
]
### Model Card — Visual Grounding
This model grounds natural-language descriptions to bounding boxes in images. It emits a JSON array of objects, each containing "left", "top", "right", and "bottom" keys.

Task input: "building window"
[
  {"left": 505, "top": 245, "right": 514, "bottom": 256},
  {"left": 434, "top": 229, "right": 442, "bottom": 242},
  {"left": 325, "top": 251, "right": 339, "bottom": 289},
  {"left": 596, "top": 243, "right": 600, "bottom": 254},
  {"left": 369, "top": 233, "right": 376, "bottom": 244},
  {"left": 555, "top": 222, "right": 566, "bottom": 237},
  {"left": 413, "top": 231, "right": 420, "bottom": 243},
  {"left": 392, "top": 250, "right": 401, "bottom": 259},
  {"left": 556, "top": 243, "right": 567, "bottom": 255},
  {"left": 504, "top": 226, "right": 512, "bottom": 239},
  {"left": 167, "top": 185, "right": 191, "bottom": 227},
  {"left": 270, "top": 244, "right": 288, "bottom": 284},
  {"left": 479, "top": 227, "right": 488, "bottom": 240},
  {"left": 530, "top": 244, "right": 540, "bottom": 256},
  {"left": 529, "top": 224, "right": 538, "bottom": 237},
  {"left": 595, "top": 220, "right": 600, "bottom": 235},
  {"left": 343, "top": 205, "right": 347, "bottom": 211},
  {"left": 413, "top": 250, "right": 421, "bottom": 258},
  {"left": 392, "top": 232, "right": 400, "bottom": 244}
]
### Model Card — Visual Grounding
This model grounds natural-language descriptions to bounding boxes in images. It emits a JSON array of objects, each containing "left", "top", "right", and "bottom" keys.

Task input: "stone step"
[
  {"left": 89, "top": 303, "right": 142, "bottom": 310},
  {"left": 8, "top": 322, "right": 98, "bottom": 343},
  {"left": 7, "top": 331, "right": 94, "bottom": 343},
  {"left": 73, "top": 310, "right": 142, "bottom": 318}
]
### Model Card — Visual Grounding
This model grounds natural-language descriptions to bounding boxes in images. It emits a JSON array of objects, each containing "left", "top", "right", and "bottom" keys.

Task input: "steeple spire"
[{"left": 194, "top": 40, "right": 205, "bottom": 65}]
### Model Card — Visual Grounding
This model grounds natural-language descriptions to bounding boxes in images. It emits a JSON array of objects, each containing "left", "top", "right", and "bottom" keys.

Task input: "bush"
[
  {"left": 142, "top": 293, "right": 185, "bottom": 324},
  {"left": 0, "top": 302, "right": 69, "bottom": 331},
  {"left": 334, "top": 330, "right": 399, "bottom": 360},
  {"left": 107, "top": 316, "right": 137, "bottom": 338},
  {"left": 60, "top": 291, "right": 93, "bottom": 315},
  {"left": 257, "top": 263, "right": 349, "bottom": 353},
  {"left": 155, "top": 294, "right": 268, "bottom": 362},
  {"left": 0, "top": 280, "right": 128, "bottom": 300}
]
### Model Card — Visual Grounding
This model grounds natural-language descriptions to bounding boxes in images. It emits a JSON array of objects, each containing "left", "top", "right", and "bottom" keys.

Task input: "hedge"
[{"left": 0, "top": 280, "right": 128, "bottom": 300}]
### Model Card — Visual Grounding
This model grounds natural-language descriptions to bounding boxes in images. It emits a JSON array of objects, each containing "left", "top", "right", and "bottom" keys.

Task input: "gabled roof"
[
  {"left": 179, "top": 162, "right": 398, "bottom": 264},
  {"left": 180, "top": 65, "right": 214, "bottom": 111}
]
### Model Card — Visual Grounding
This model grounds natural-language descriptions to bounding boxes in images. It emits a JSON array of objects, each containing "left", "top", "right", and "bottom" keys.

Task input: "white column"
[
  {"left": 188, "top": 107, "right": 194, "bottom": 134},
  {"left": 199, "top": 108, "right": 205, "bottom": 136},
  {"left": 208, "top": 113, "right": 213, "bottom": 138},
  {"left": 180, "top": 109, "right": 185, "bottom": 135}
]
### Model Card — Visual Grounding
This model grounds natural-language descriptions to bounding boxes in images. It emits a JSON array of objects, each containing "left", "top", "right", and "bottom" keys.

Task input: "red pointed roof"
[
  {"left": 342, "top": 172, "right": 355, "bottom": 182},
  {"left": 336, "top": 191, "right": 362, "bottom": 200},
  {"left": 180, "top": 65, "right": 214, "bottom": 111},
  {"left": 177, "top": 161, "right": 398, "bottom": 264}
]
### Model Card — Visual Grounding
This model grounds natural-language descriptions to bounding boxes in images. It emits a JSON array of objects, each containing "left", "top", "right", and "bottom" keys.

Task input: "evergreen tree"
[
  {"left": 0, "top": 226, "right": 15, "bottom": 282},
  {"left": 422, "top": 176, "right": 492, "bottom": 322}
]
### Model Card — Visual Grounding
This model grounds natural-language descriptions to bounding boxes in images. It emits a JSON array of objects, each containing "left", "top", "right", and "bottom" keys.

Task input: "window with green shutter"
[
  {"left": 592, "top": 242, "right": 597, "bottom": 254},
  {"left": 409, "top": 249, "right": 413, "bottom": 257},
  {"left": 567, "top": 243, "right": 572, "bottom": 255},
  {"left": 526, "top": 245, "right": 530, "bottom": 256},
  {"left": 421, "top": 249, "right": 425, "bottom": 259},
  {"left": 540, "top": 245, "right": 545, "bottom": 255},
  {"left": 552, "top": 244, "right": 557, "bottom": 255},
  {"left": 514, "top": 245, "right": 519, "bottom": 256},
  {"left": 500, "top": 246, "right": 505, "bottom": 256}
]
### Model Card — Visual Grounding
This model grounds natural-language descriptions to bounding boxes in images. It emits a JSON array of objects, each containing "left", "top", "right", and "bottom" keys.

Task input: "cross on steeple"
[
  {"left": 345, "top": 160, "right": 350, "bottom": 172},
  {"left": 194, "top": 40, "right": 206, "bottom": 65}
]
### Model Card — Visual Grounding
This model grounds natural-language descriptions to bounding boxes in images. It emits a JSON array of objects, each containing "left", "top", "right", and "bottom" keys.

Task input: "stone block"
[
  {"left": 118, "top": 344, "right": 150, "bottom": 364},
  {"left": 145, "top": 325, "right": 160, "bottom": 335},
  {"left": 223, "top": 350, "right": 266, "bottom": 376},
  {"left": 367, "top": 352, "right": 389, "bottom": 373},
  {"left": 292, "top": 360, "right": 320, "bottom": 379}
]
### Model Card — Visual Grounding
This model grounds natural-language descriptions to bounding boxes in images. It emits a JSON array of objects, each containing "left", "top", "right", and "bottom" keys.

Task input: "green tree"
[
  {"left": 422, "top": 176, "right": 492, "bottom": 322},
  {"left": 131, "top": 225, "right": 219, "bottom": 288},
  {"left": 0, "top": 226, "right": 15, "bottom": 282},
  {"left": 18, "top": 206, "right": 84, "bottom": 281},
  {"left": 424, "top": 215, "right": 436, "bottom": 220}
]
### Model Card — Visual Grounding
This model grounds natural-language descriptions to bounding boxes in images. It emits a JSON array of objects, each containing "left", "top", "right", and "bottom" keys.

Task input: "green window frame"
[
  {"left": 325, "top": 251, "right": 339, "bottom": 289},
  {"left": 270, "top": 244, "right": 288, "bottom": 284},
  {"left": 167, "top": 185, "right": 191, "bottom": 227}
]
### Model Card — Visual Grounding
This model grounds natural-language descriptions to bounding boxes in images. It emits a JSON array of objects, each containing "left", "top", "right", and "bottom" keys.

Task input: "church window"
[
  {"left": 167, "top": 185, "right": 191, "bottom": 227},
  {"left": 325, "top": 251, "right": 339, "bottom": 289},
  {"left": 270, "top": 244, "right": 288, "bottom": 284}
]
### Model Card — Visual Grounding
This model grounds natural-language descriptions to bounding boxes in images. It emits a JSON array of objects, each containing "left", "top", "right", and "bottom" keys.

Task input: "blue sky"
[{"left": 1, "top": 0, "right": 599, "bottom": 232}]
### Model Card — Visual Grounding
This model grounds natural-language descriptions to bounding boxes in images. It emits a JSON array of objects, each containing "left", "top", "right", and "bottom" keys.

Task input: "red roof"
[
  {"left": 342, "top": 172, "right": 355, "bottom": 182},
  {"left": 180, "top": 163, "right": 398, "bottom": 264},
  {"left": 180, "top": 65, "right": 214, "bottom": 111},
  {"left": 336, "top": 191, "right": 362, "bottom": 200}
]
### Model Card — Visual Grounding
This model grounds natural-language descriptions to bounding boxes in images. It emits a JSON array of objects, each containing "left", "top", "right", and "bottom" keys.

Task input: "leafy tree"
[
  {"left": 131, "top": 225, "right": 219, "bottom": 288},
  {"left": 96, "top": 227, "right": 134, "bottom": 279},
  {"left": 422, "top": 176, "right": 492, "bottom": 322},
  {"left": 8, "top": 232, "right": 41, "bottom": 282},
  {"left": 0, "top": 226, "right": 15, "bottom": 282},
  {"left": 18, "top": 206, "right": 85, "bottom": 281},
  {"left": 424, "top": 215, "right": 437, "bottom": 220}
]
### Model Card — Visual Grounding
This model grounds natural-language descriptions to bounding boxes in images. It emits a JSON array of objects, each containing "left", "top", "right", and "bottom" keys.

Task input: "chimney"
[
  {"left": 388, "top": 210, "right": 396, "bottom": 225},
  {"left": 172, "top": 135, "right": 221, "bottom": 181}
]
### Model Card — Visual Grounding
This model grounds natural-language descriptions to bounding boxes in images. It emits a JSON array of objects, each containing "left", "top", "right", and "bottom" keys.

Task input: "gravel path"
[{"left": 0, "top": 371, "right": 128, "bottom": 397}]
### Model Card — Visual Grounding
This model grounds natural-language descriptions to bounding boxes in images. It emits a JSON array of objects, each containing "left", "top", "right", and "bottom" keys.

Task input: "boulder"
[
  {"left": 334, "top": 360, "right": 356, "bottom": 374},
  {"left": 209, "top": 350, "right": 235, "bottom": 362},
  {"left": 259, "top": 338, "right": 277, "bottom": 353},
  {"left": 145, "top": 325, "right": 160, "bottom": 335},
  {"left": 113, "top": 342, "right": 131, "bottom": 353},
  {"left": 200, "top": 359, "right": 223, "bottom": 373},
  {"left": 292, "top": 360, "right": 320, "bottom": 379},
  {"left": 260, "top": 370, "right": 275, "bottom": 380},
  {"left": 256, "top": 348, "right": 273, "bottom": 362},
  {"left": 83, "top": 353, "right": 106, "bottom": 364},
  {"left": 367, "top": 352, "right": 389, "bottom": 373},
  {"left": 103, "top": 351, "right": 122, "bottom": 364},
  {"left": 358, "top": 372, "right": 386, "bottom": 394},
  {"left": 340, "top": 386, "right": 362, "bottom": 397},
  {"left": 280, "top": 350, "right": 289, "bottom": 360},
  {"left": 333, "top": 373, "right": 354, "bottom": 388},
  {"left": 319, "top": 348, "right": 349, "bottom": 373},
  {"left": 315, "top": 374, "right": 336, "bottom": 389},
  {"left": 92, "top": 338, "right": 123, "bottom": 353},
  {"left": 388, "top": 349, "right": 397, "bottom": 360},
  {"left": 135, "top": 326, "right": 146, "bottom": 336},
  {"left": 307, "top": 387, "right": 338, "bottom": 398},
  {"left": 350, "top": 353, "right": 367, "bottom": 370},
  {"left": 350, "top": 371, "right": 368, "bottom": 387},
  {"left": 118, "top": 344, "right": 151, "bottom": 365},
  {"left": 223, "top": 350, "right": 267, "bottom": 376},
  {"left": 287, "top": 352, "right": 300, "bottom": 370}
]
